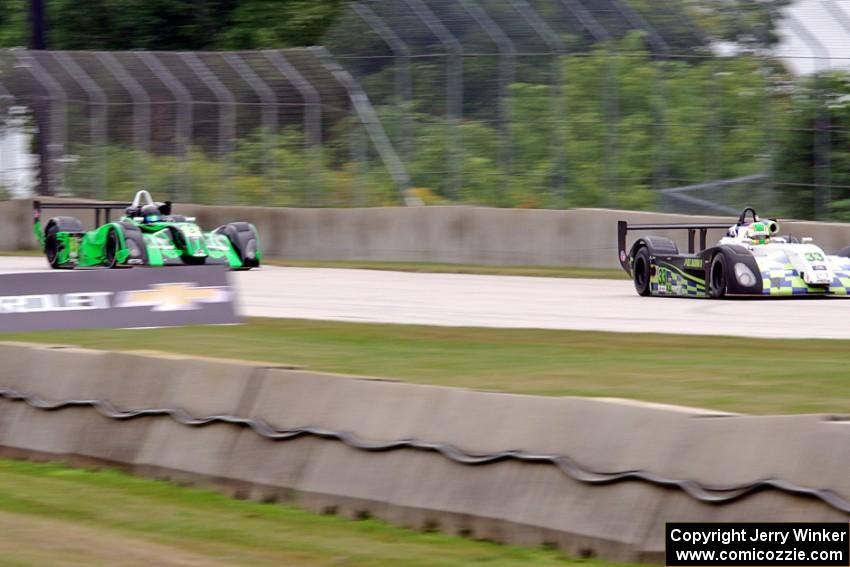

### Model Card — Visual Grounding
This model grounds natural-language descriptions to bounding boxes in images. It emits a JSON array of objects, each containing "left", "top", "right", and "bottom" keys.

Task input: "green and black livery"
[
  {"left": 33, "top": 192, "right": 261, "bottom": 270},
  {"left": 618, "top": 208, "right": 850, "bottom": 298},
  {"left": 618, "top": 219, "right": 736, "bottom": 298}
]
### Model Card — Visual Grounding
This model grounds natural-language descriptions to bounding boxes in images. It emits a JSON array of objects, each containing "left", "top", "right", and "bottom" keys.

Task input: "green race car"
[{"left": 33, "top": 190, "right": 261, "bottom": 270}]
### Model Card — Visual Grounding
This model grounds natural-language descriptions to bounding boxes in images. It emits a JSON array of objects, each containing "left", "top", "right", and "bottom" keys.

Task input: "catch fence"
[{"left": 1, "top": 0, "right": 848, "bottom": 220}]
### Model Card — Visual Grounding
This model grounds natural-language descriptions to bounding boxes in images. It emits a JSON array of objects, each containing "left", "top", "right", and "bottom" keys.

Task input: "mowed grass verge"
[
  {"left": 4, "top": 317, "right": 850, "bottom": 415},
  {"left": 0, "top": 459, "right": 611, "bottom": 567},
  {"left": 263, "top": 259, "right": 628, "bottom": 280},
  {"left": 1, "top": 252, "right": 628, "bottom": 279}
]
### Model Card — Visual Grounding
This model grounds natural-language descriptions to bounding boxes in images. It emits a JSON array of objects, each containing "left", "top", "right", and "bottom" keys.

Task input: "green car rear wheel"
[{"left": 105, "top": 229, "right": 119, "bottom": 269}]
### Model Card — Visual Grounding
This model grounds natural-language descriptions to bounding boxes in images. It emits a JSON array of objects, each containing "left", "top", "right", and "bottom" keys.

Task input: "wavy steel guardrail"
[{"left": 1, "top": 387, "right": 848, "bottom": 514}]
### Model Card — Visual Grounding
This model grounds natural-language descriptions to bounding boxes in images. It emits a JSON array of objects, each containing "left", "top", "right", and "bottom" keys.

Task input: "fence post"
[
  {"left": 818, "top": 0, "right": 850, "bottom": 217},
  {"left": 136, "top": 52, "right": 194, "bottom": 203},
  {"left": 97, "top": 52, "right": 151, "bottom": 193},
  {"left": 181, "top": 53, "right": 236, "bottom": 204},
  {"left": 352, "top": 3, "right": 412, "bottom": 165},
  {"left": 459, "top": 0, "right": 515, "bottom": 204},
  {"left": 611, "top": 0, "right": 671, "bottom": 206},
  {"left": 404, "top": 0, "right": 463, "bottom": 201},
  {"left": 263, "top": 50, "right": 322, "bottom": 206},
  {"left": 311, "top": 46, "right": 419, "bottom": 206},
  {"left": 51, "top": 52, "right": 108, "bottom": 200},
  {"left": 222, "top": 52, "right": 279, "bottom": 204},
  {"left": 729, "top": 18, "right": 778, "bottom": 214},
  {"left": 559, "top": 0, "right": 617, "bottom": 206},
  {"left": 509, "top": 0, "right": 567, "bottom": 204},
  {"left": 0, "top": 81, "right": 13, "bottom": 196},
  {"left": 16, "top": 50, "right": 67, "bottom": 196},
  {"left": 785, "top": 14, "right": 831, "bottom": 220}
]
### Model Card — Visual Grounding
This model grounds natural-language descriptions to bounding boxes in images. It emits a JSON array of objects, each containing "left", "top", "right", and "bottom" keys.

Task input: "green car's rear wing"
[
  {"left": 32, "top": 200, "right": 133, "bottom": 248},
  {"left": 617, "top": 220, "right": 731, "bottom": 274},
  {"left": 33, "top": 200, "right": 132, "bottom": 228},
  {"left": 34, "top": 200, "right": 174, "bottom": 225}
]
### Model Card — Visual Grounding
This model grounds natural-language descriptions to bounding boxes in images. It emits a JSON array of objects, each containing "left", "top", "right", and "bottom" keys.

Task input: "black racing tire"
[
  {"left": 183, "top": 255, "right": 207, "bottom": 266},
  {"left": 45, "top": 224, "right": 61, "bottom": 269},
  {"left": 709, "top": 253, "right": 727, "bottom": 299},
  {"left": 633, "top": 247, "right": 651, "bottom": 296},
  {"left": 105, "top": 229, "right": 120, "bottom": 269},
  {"left": 215, "top": 222, "right": 260, "bottom": 270},
  {"left": 44, "top": 218, "right": 84, "bottom": 269}
]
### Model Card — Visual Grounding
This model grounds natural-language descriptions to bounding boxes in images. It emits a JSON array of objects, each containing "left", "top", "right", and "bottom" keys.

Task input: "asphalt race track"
[{"left": 2, "top": 256, "right": 849, "bottom": 339}]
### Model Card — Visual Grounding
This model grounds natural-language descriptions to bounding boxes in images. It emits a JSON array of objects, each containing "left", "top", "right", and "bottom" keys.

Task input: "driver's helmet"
[
  {"left": 140, "top": 204, "right": 161, "bottom": 224},
  {"left": 745, "top": 221, "right": 770, "bottom": 245}
]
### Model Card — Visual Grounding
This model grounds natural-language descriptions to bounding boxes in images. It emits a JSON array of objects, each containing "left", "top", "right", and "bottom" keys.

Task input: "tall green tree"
[
  {"left": 219, "top": 0, "right": 343, "bottom": 49},
  {"left": 49, "top": 0, "right": 236, "bottom": 50},
  {"left": 776, "top": 73, "right": 850, "bottom": 220},
  {"left": 0, "top": 0, "right": 345, "bottom": 50}
]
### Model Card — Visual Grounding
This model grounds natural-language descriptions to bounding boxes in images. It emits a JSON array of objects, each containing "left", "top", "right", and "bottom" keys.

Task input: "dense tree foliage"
[
  {"left": 59, "top": 35, "right": 795, "bottom": 212},
  {"left": 0, "top": 0, "right": 344, "bottom": 50},
  {"left": 0, "top": 0, "right": 790, "bottom": 53},
  {"left": 776, "top": 73, "right": 850, "bottom": 221},
  {"left": 1, "top": 0, "right": 845, "bottom": 219}
]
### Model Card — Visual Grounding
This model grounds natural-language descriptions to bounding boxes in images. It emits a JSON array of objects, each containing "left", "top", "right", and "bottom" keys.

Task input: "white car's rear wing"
[{"left": 617, "top": 220, "right": 730, "bottom": 274}]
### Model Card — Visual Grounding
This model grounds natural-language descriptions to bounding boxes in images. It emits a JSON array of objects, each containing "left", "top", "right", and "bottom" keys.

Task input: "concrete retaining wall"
[
  {"left": 9, "top": 198, "right": 850, "bottom": 268},
  {"left": 0, "top": 200, "right": 36, "bottom": 251},
  {"left": 171, "top": 205, "right": 850, "bottom": 268},
  {"left": 0, "top": 343, "right": 848, "bottom": 562}
]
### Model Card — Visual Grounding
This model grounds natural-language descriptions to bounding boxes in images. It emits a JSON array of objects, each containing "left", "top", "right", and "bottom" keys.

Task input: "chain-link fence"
[
  {"left": 1, "top": 0, "right": 850, "bottom": 220},
  {"left": 0, "top": 48, "right": 407, "bottom": 206},
  {"left": 322, "top": 0, "right": 850, "bottom": 219}
]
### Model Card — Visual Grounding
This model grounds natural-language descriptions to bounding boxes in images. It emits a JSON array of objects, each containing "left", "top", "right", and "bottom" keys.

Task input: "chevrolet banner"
[{"left": 0, "top": 266, "right": 239, "bottom": 332}]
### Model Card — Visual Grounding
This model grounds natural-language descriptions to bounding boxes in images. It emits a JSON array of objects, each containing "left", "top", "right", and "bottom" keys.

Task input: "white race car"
[{"left": 618, "top": 207, "right": 850, "bottom": 298}]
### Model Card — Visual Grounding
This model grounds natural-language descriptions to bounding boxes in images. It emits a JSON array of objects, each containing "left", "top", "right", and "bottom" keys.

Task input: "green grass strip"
[
  {"left": 1, "top": 253, "right": 628, "bottom": 279},
  {"left": 4, "top": 318, "right": 850, "bottom": 415},
  {"left": 255, "top": 259, "right": 629, "bottom": 279},
  {"left": 0, "top": 249, "right": 42, "bottom": 257},
  {"left": 0, "top": 459, "right": 624, "bottom": 566}
]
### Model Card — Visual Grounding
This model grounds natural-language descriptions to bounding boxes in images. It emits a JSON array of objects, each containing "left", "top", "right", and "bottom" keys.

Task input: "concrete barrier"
[
  {"left": 9, "top": 198, "right": 850, "bottom": 268},
  {"left": 174, "top": 205, "right": 736, "bottom": 268},
  {"left": 176, "top": 205, "right": 850, "bottom": 268},
  {"left": 0, "top": 344, "right": 848, "bottom": 562},
  {"left": 639, "top": 414, "right": 850, "bottom": 561},
  {"left": 0, "top": 200, "right": 37, "bottom": 251}
]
